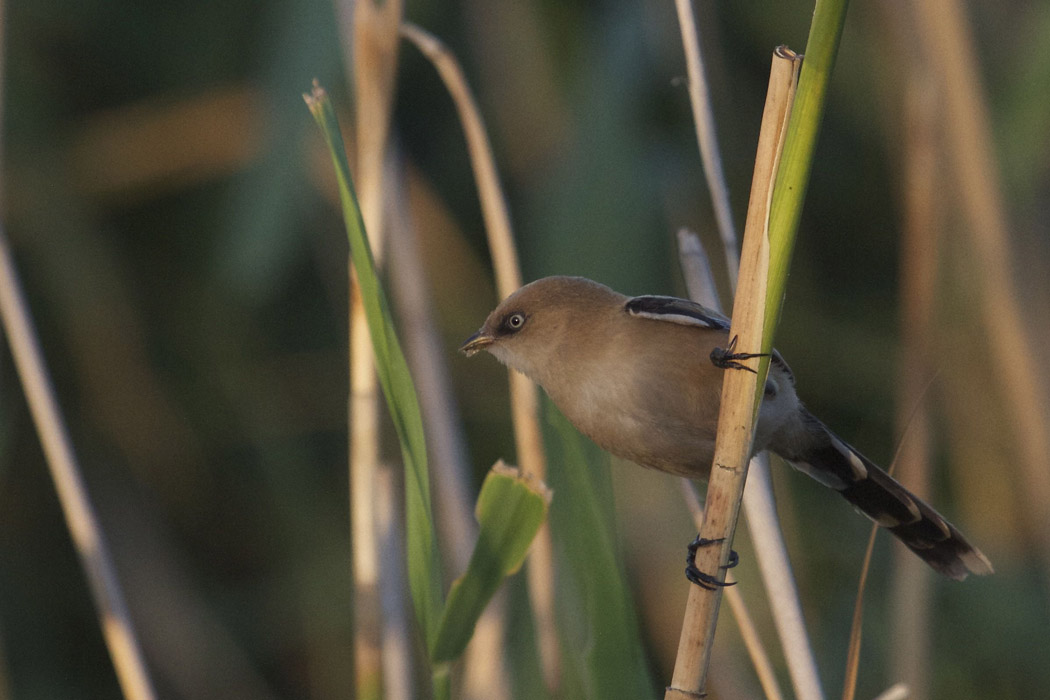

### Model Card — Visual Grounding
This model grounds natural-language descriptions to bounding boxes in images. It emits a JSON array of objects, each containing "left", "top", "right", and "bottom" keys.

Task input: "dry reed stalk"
[
  {"left": 679, "top": 481, "right": 785, "bottom": 700},
  {"left": 672, "top": 0, "right": 740, "bottom": 287},
  {"left": 399, "top": 23, "right": 561, "bottom": 691},
  {"left": 0, "top": 232, "right": 158, "bottom": 700},
  {"left": 353, "top": 0, "right": 402, "bottom": 246},
  {"left": 665, "top": 48, "right": 800, "bottom": 700},
  {"left": 342, "top": 1, "right": 404, "bottom": 696},
  {"left": 889, "top": 73, "right": 940, "bottom": 700},
  {"left": 398, "top": 26, "right": 522, "bottom": 296},
  {"left": 675, "top": 5, "right": 832, "bottom": 694},
  {"left": 678, "top": 229, "right": 824, "bottom": 700},
  {"left": 742, "top": 457, "right": 824, "bottom": 700},
  {"left": 676, "top": 229, "right": 722, "bottom": 307},
  {"left": 348, "top": 285, "right": 383, "bottom": 697},
  {"left": 459, "top": 590, "right": 511, "bottom": 700},
  {"left": 911, "top": 0, "right": 1050, "bottom": 581}
]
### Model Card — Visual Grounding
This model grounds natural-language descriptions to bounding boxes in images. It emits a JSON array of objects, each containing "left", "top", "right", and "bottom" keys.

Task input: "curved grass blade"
[{"left": 304, "top": 83, "right": 445, "bottom": 654}]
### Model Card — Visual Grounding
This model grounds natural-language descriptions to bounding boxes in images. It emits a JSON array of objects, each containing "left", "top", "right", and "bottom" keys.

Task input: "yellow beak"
[{"left": 459, "top": 332, "right": 495, "bottom": 356}]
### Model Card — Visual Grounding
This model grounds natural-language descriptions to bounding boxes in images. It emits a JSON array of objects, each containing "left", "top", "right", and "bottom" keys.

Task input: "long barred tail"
[{"left": 774, "top": 409, "right": 993, "bottom": 580}]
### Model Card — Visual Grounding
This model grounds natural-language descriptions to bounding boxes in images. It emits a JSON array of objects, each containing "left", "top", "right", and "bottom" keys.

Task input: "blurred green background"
[{"left": 2, "top": 0, "right": 1049, "bottom": 698}]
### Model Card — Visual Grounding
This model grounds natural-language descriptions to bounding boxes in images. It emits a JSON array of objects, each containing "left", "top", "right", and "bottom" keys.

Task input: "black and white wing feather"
[{"left": 624, "top": 295, "right": 730, "bottom": 330}]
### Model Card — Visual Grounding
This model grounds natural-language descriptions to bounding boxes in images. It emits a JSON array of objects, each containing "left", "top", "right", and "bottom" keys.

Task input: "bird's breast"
[{"left": 541, "top": 348, "right": 722, "bottom": 480}]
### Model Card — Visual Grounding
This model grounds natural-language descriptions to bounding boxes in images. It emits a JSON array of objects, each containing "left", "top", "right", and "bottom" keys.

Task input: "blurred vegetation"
[{"left": 2, "top": 0, "right": 1049, "bottom": 698}]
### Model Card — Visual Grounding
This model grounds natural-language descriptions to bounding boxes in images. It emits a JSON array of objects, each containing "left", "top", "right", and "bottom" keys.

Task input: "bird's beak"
[{"left": 460, "top": 331, "right": 494, "bottom": 356}]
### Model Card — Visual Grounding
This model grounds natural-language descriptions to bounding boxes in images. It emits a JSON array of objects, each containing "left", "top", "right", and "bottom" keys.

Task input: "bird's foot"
[
  {"left": 710, "top": 335, "right": 768, "bottom": 373},
  {"left": 685, "top": 536, "right": 739, "bottom": 590}
]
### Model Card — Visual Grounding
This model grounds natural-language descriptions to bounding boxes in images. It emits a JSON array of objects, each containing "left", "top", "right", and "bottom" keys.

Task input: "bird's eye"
[{"left": 502, "top": 312, "right": 526, "bottom": 333}]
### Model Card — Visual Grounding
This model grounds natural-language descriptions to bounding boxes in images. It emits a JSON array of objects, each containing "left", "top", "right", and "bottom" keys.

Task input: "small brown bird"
[{"left": 461, "top": 276, "right": 992, "bottom": 581}]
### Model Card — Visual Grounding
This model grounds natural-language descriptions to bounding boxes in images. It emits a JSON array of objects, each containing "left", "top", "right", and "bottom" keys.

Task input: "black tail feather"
[{"left": 772, "top": 410, "right": 993, "bottom": 580}]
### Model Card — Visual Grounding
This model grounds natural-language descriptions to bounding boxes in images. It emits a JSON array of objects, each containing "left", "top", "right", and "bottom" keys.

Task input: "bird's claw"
[
  {"left": 710, "top": 335, "right": 768, "bottom": 373},
  {"left": 685, "top": 536, "right": 739, "bottom": 590}
]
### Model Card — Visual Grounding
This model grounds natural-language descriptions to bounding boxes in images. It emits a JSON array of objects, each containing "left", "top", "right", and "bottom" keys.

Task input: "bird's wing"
[
  {"left": 626, "top": 294, "right": 798, "bottom": 387},
  {"left": 624, "top": 295, "right": 730, "bottom": 330}
]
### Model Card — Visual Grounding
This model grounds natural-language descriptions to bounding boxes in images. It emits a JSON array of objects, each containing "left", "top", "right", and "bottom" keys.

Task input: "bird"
[{"left": 460, "top": 275, "right": 993, "bottom": 581}]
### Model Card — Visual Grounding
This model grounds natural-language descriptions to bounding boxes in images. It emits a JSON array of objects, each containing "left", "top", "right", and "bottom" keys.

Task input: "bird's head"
[{"left": 460, "top": 276, "right": 623, "bottom": 382}]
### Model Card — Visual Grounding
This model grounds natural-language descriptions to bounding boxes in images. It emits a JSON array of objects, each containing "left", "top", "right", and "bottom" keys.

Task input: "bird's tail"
[{"left": 772, "top": 409, "right": 993, "bottom": 580}]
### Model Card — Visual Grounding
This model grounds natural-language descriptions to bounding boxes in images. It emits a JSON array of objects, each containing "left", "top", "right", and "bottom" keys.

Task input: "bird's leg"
[
  {"left": 685, "top": 535, "right": 738, "bottom": 590},
  {"left": 710, "top": 335, "right": 768, "bottom": 373}
]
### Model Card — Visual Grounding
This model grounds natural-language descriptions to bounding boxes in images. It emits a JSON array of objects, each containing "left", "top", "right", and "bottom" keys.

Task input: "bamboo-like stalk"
[
  {"left": 665, "top": 48, "right": 801, "bottom": 700},
  {"left": 889, "top": 73, "right": 939, "bottom": 700},
  {"left": 674, "top": 10, "right": 828, "bottom": 696},
  {"left": 400, "top": 23, "right": 561, "bottom": 690},
  {"left": 348, "top": 293, "right": 383, "bottom": 699},
  {"left": 679, "top": 481, "right": 785, "bottom": 700},
  {"left": 342, "top": 1, "right": 404, "bottom": 696},
  {"left": 0, "top": 232, "right": 158, "bottom": 700},
  {"left": 678, "top": 228, "right": 824, "bottom": 700},
  {"left": 353, "top": 0, "right": 402, "bottom": 248},
  {"left": 910, "top": 0, "right": 1050, "bottom": 586},
  {"left": 672, "top": 0, "right": 740, "bottom": 288}
]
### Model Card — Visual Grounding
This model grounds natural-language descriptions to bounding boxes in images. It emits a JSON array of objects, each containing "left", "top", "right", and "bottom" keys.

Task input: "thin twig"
[
  {"left": 386, "top": 148, "right": 475, "bottom": 571},
  {"left": 400, "top": 22, "right": 561, "bottom": 690},
  {"left": 673, "top": 0, "right": 740, "bottom": 287},
  {"left": 0, "top": 232, "right": 158, "bottom": 700}
]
